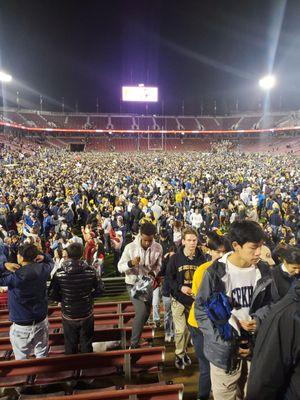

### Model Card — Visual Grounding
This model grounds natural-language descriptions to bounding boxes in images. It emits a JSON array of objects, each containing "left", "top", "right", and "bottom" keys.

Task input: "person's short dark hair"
[
  {"left": 18, "top": 243, "right": 38, "bottom": 262},
  {"left": 140, "top": 222, "right": 156, "bottom": 236},
  {"left": 228, "top": 220, "right": 265, "bottom": 246},
  {"left": 174, "top": 220, "right": 182, "bottom": 229},
  {"left": 206, "top": 231, "right": 232, "bottom": 252},
  {"left": 160, "top": 228, "right": 168, "bottom": 239},
  {"left": 71, "top": 227, "right": 79, "bottom": 235},
  {"left": 274, "top": 244, "right": 300, "bottom": 265},
  {"left": 66, "top": 243, "right": 83, "bottom": 260}
]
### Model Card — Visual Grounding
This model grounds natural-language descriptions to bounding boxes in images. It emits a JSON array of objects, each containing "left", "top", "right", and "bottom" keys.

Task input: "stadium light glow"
[
  {"left": 0, "top": 71, "right": 12, "bottom": 83},
  {"left": 122, "top": 85, "right": 158, "bottom": 102},
  {"left": 259, "top": 75, "right": 276, "bottom": 90}
]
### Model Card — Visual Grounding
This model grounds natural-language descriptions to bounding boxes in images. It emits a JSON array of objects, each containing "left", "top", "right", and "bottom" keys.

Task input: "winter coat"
[{"left": 48, "top": 259, "right": 103, "bottom": 319}]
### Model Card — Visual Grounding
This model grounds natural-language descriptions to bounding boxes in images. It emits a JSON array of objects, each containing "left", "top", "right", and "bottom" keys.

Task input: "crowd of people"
[{"left": 0, "top": 144, "right": 299, "bottom": 399}]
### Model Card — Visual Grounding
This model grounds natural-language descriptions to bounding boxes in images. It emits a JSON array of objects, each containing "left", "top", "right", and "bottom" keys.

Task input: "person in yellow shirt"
[
  {"left": 175, "top": 191, "right": 183, "bottom": 204},
  {"left": 188, "top": 232, "right": 231, "bottom": 400}
]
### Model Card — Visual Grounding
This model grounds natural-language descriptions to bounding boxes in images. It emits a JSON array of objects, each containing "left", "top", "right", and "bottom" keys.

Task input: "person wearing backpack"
[
  {"left": 188, "top": 231, "right": 231, "bottom": 400},
  {"left": 195, "top": 220, "right": 275, "bottom": 400}
]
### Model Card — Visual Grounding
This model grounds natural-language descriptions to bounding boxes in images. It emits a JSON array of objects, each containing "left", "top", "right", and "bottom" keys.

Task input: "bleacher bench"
[
  {"left": 0, "top": 326, "right": 154, "bottom": 359},
  {"left": 0, "top": 312, "right": 136, "bottom": 335},
  {"left": 0, "top": 346, "right": 165, "bottom": 385},
  {"left": 39, "top": 382, "right": 184, "bottom": 400},
  {"left": 0, "top": 301, "right": 134, "bottom": 321}
]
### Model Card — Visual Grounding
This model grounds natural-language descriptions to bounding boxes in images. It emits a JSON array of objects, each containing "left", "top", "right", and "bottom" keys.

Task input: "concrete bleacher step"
[
  {"left": 0, "top": 347, "right": 165, "bottom": 390},
  {"left": 0, "top": 327, "right": 155, "bottom": 359},
  {"left": 102, "top": 277, "right": 126, "bottom": 295}
]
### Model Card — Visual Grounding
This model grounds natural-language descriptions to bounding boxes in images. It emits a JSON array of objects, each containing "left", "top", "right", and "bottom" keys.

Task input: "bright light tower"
[
  {"left": 259, "top": 74, "right": 276, "bottom": 91},
  {"left": 0, "top": 71, "right": 12, "bottom": 83}
]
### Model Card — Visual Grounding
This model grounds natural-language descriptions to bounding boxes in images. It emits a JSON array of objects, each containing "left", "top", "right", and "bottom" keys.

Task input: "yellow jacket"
[{"left": 188, "top": 261, "right": 212, "bottom": 328}]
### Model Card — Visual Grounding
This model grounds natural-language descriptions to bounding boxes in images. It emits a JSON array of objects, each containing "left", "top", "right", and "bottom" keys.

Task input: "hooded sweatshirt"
[
  {"left": 167, "top": 246, "right": 205, "bottom": 307},
  {"left": 118, "top": 234, "right": 162, "bottom": 285}
]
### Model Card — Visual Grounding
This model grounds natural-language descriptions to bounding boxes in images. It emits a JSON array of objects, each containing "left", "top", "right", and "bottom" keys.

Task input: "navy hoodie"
[{"left": 167, "top": 246, "right": 205, "bottom": 307}]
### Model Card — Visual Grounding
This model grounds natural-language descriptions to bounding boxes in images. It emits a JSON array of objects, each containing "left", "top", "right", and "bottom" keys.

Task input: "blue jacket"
[
  {"left": 0, "top": 245, "right": 7, "bottom": 265},
  {"left": 42, "top": 216, "right": 52, "bottom": 230},
  {"left": 0, "top": 254, "right": 53, "bottom": 324}
]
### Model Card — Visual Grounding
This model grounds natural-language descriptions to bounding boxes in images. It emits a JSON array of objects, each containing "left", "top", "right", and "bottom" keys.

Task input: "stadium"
[
  {"left": 0, "top": 1, "right": 299, "bottom": 400},
  {"left": 1, "top": 107, "right": 300, "bottom": 153}
]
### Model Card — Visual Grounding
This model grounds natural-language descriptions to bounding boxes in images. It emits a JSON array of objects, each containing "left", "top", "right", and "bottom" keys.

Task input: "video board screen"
[{"left": 122, "top": 85, "right": 158, "bottom": 102}]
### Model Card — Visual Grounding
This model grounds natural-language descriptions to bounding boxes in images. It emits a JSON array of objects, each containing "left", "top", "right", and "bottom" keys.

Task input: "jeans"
[
  {"left": 62, "top": 314, "right": 94, "bottom": 354},
  {"left": 10, "top": 318, "right": 49, "bottom": 360},
  {"left": 152, "top": 286, "right": 161, "bottom": 322},
  {"left": 189, "top": 324, "right": 211, "bottom": 399},
  {"left": 127, "top": 285, "right": 152, "bottom": 346},
  {"left": 162, "top": 296, "right": 174, "bottom": 337}
]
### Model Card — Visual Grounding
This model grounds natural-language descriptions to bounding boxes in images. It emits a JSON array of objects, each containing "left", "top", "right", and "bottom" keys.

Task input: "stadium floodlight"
[
  {"left": 0, "top": 71, "right": 12, "bottom": 83},
  {"left": 259, "top": 74, "right": 276, "bottom": 90}
]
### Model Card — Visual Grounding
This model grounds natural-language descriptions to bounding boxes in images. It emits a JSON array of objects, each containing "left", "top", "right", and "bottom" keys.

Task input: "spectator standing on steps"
[
  {"left": 195, "top": 221, "right": 275, "bottom": 400},
  {"left": 188, "top": 231, "right": 231, "bottom": 400},
  {"left": 49, "top": 242, "right": 103, "bottom": 354},
  {"left": 0, "top": 243, "right": 53, "bottom": 360},
  {"left": 118, "top": 222, "right": 162, "bottom": 348},
  {"left": 167, "top": 226, "right": 205, "bottom": 369}
]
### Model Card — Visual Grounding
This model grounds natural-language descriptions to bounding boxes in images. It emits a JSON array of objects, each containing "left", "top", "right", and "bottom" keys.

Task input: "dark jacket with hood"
[
  {"left": 271, "top": 263, "right": 299, "bottom": 300},
  {"left": 48, "top": 259, "right": 103, "bottom": 319},
  {"left": 247, "top": 280, "right": 300, "bottom": 400},
  {"left": 167, "top": 246, "right": 205, "bottom": 307},
  {"left": 0, "top": 254, "right": 53, "bottom": 324},
  {"left": 195, "top": 252, "right": 276, "bottom": 370}
]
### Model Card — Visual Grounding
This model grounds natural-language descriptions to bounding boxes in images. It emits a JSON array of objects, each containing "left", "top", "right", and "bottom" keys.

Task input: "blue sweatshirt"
[{"left": 0, "top": 254, "right": 53, "bottom": 324}]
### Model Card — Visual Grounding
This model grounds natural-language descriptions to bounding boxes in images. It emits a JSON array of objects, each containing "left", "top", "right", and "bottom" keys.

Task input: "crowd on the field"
[{"left": 0, "top": 146, "right": 299, "bottom": 400}]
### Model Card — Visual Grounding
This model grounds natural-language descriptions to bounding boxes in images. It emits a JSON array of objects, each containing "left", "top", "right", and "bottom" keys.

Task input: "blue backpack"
[{"left": 204, "top": 292, "right": 233, "bottom": 341}]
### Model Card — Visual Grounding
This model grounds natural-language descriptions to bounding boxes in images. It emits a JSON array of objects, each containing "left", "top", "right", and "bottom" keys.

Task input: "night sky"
[{"left": 1, "top": 0, "right": 300, "bottom": 114}]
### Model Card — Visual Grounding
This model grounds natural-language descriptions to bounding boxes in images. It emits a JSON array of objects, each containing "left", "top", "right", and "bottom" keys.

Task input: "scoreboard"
[{"left": 122, "top": 85, "right": 158, "bottom": 102}]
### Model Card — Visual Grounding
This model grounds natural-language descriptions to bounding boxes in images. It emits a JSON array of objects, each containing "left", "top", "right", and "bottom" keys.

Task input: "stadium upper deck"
[{"left": 0, "top": 107, "right": 299, "bottom": 133}]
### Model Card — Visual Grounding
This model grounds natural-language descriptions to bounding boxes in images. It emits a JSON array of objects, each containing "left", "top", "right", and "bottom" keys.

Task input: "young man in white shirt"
[
  {"left": 190, "top": 208, "right": 203, "bottom": 232},
  {"left": 118, "top": 222, "right": 162, "bottom": 348},
  {"left": 195, "top": 220, "right": 275, "bottom": 400}
]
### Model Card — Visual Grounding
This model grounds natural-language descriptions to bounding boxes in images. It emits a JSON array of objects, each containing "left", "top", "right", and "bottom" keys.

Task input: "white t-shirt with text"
[{"left": 227, "top": 259, "right": 257, "bottom": 321}]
